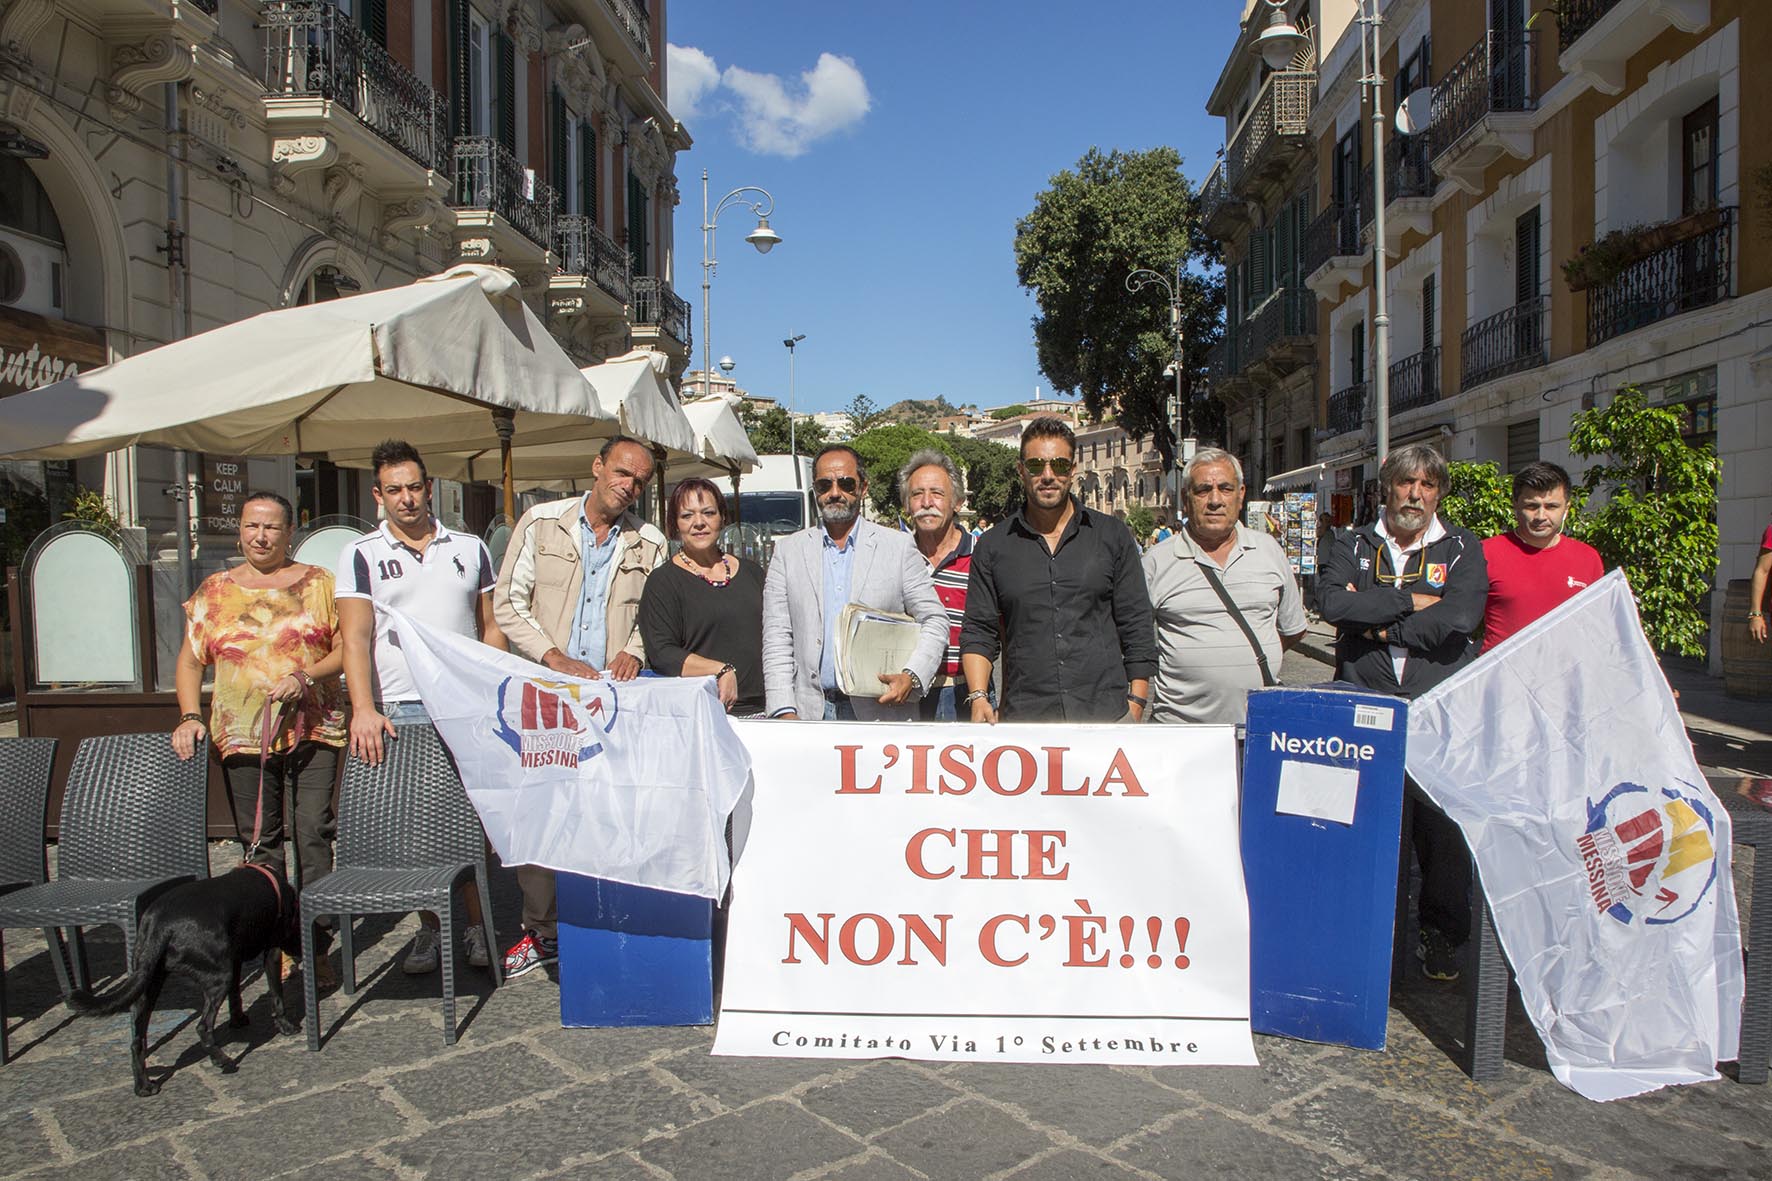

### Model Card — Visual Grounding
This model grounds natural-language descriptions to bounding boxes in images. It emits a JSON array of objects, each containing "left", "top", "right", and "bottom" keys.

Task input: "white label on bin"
[
  {"left": 1352, "top": 704, "right": 1394, "bottom": 731},
  {"left": 1276, "top": 759, "right": 1360, "bottom": 826}
]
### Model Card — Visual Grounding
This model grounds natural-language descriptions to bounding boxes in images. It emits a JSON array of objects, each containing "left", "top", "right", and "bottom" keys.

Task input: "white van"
[{"left": 665, "top": 452, "right": 814, "bottom": 569}]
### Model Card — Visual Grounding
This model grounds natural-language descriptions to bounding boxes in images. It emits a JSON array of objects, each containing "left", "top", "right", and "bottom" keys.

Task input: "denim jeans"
[
  {"left": 380, "top": 701, "right": 430, "bottom": 726},
  {"left": 821, "top": 695, "right": 858, "bottom": 721}
]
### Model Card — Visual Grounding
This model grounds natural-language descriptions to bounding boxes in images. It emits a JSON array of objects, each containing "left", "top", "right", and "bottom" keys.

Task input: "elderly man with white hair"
[
  {"left": 898, "top": 448, "right": 975, "bottom": 721},
  {"left": 1142, "top": 447, "right": 1306, "bottom": 726}
]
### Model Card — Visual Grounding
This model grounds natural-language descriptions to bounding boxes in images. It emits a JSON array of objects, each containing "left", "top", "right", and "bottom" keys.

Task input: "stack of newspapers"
[{"left": 833, "top": 603, "right": 923, "bottom": 697}]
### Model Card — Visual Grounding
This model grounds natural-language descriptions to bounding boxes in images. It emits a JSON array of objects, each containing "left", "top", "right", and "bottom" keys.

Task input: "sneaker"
[
  {"left": 1418, "top": 926, "right": 1462, "bottom": 982},
  {"left": 503, "top": 931, "right": 557, "bottom": 979},
  {"left": 403, "top": 925, "right": 440, "bottom": 974},
  {"left": 464, "top": 925, "right": 491, "bottom": 969}
]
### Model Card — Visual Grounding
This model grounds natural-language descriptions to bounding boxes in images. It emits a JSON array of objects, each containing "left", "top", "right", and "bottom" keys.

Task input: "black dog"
[{"left": 67, "top": 864, "right": 302, "bottom": 1095}]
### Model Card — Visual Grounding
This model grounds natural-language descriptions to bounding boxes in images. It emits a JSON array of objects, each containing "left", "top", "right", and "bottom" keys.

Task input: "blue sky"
[{"left": 666, "top": 0, "right": 1244, "bottom": 416}]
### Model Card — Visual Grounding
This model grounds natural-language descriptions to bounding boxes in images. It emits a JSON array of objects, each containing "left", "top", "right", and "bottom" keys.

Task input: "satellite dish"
[{"left": 1395, "top": 87, "right": 1432, "bottom": 136}]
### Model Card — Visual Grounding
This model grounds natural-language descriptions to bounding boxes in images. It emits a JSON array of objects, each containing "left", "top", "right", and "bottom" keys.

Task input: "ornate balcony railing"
[
  {"left": 1252, "top": 287, "right": 1315, "bottom": 353},
  {"left": 1304, "top": 201, "right": 1363, "bottom": 276},
  {"left": 1587, "top": 207, "right": 1734, "bottom": 347},
  {"left": 632, "top": 276, "right": 691, "bottom": 350},
  {"left": 1226, "top": 70, "right": 1315, "bottom": 192},
  {"left": 262, "top": 0, "right": 450, "bottom": 174},
  {"left": 1389, "top": 346, "right": 1442, "bottom": 414},
  {"left": 1327, "top": 381, "right": 1367, "bottom": 437},
  {"left": 1461, "top": 296, "right": 1546, "bottom": 390},
  {"left": 191, "top": 0, "right": 218, "bottom": 13},
  {"left": 1374, "top": 133, "right": 1434, "bottom": 204},
  {"left": 1199, "top": 161, "right": 1231, "bottom": 232},
  {"left": 1556, "top": 0, "right": 1621, "bottom": 53},
  {"left": 1207, "top": 337, "right": 1229, "bottom": 386},
  {"left": 449, "top": 136, "right": 555, "bottom": 248},
  {"left": 555, "top": 215, "right": 631, "bottom": 306},
  {"left": 1430, "top": 31, "right": 1535, "bottom": 159},
  {"left": 601, "top": 0, "right": 651, "bottom": 59}
]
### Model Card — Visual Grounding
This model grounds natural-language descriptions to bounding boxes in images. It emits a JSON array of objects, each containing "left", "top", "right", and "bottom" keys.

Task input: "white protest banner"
[
  {"left": 1406, "top": 569, "right": 1743, "bottom": 1101},
  {"left": 714, "top": 721, "right": 1254, "bottom": 1067},
  {"left": 386, "top": 606, "right": 752, "bottom": 900}
]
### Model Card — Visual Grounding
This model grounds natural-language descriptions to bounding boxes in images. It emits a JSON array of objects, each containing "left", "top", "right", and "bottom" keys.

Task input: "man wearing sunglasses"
[
  {"left": 958, "top": 416, "right": 1157, "bottom": 723},
  {"left": 762, "top": 444, "right": 949, "bottom": 721},
  {"left": 1318, "top": 442, "right": 1488, "bottom": 982}
]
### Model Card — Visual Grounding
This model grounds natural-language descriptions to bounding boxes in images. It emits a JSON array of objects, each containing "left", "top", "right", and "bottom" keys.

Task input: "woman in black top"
[{"left": 639, "top": 477, "right": 766, "bottom": 714}]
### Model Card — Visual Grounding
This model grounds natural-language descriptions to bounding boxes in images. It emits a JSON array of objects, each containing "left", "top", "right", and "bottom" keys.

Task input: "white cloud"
[
  {"left": 718, "top": 53, "right": 871, "bottom": 158},
  {"left": 667, "top": 44, "right": 721, "bottom": 120}
]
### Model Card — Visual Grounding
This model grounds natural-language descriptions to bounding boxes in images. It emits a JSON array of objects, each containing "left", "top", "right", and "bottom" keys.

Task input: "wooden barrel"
[{"left": 1721, "top": 579, "right": 1772, "bottom": 699}]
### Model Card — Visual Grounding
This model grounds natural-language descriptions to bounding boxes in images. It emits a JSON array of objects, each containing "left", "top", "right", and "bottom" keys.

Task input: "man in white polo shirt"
[
  {"left": 337, "top": 439, "right": 506, "bottom": 974},
  {"left": 1142, "top": 447, "right": 1306, "bottom": 725}
]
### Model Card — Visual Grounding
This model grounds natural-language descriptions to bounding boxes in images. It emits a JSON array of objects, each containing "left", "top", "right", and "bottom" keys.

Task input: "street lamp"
[
  {"left": 701, "top": 170, "right": 782, "bottom": 400},
  {"left": 783, "top": 333, "right": 806, "bottom": 458},
  {"left": 1249, "top": 0, "right": 1392, "bottom": 464},
  {"left": 1251, "top": 0, "right": 1307, "bottom": 71},
  {"left": 1125, "top": 260, "right": 1188, "bottom": 511}
]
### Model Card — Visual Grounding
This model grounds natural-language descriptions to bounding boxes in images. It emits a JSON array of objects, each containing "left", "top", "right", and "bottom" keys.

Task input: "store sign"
[
  {"left": 201, "top": 454, "right": 248, "bottom": 533},
  {"left": 0, "top": 307, "right": 106, "bottom": 397}
]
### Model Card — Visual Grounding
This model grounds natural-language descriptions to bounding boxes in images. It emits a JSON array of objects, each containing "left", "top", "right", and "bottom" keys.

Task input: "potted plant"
[{"left": 1562, "top": 224, "right": 1651, "bottom": 292}]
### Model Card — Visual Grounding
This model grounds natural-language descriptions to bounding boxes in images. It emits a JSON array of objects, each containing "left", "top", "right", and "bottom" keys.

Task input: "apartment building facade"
[
  {"left": 0, "top": 0, "right": 689, "bottom": 564},
  {"left": 1205, "top": 0, "right": 1769, "bottom": 666}
]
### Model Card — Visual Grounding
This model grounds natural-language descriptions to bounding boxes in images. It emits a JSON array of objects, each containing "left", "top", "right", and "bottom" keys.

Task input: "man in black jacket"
[{"left": 1318, "top": 442, "right": 1488, "bottom": 980}]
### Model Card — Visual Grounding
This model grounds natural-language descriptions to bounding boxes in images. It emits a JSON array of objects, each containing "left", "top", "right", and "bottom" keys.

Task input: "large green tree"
[
  {"left": 1014, "top": 146, "right": 1223, "bottom": 465},
  {"left": 947, "top": 435, "right": 1022, "bottom": 523},
  {"left": 742, "top": 404, "right": 826, "bottom": 456},
  {"left": 843, "top": 393, "right": 888, "bottom": 438}
]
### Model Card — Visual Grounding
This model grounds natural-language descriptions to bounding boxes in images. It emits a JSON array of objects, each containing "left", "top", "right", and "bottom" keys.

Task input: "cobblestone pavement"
[{"left": 2, "top": 648, "right": 1769, "bottom": 1180}]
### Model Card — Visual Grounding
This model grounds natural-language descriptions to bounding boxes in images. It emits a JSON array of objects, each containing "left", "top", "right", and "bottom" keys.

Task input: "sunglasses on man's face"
[
  {"left": 1022, "top": 457, "right": 1075, "bottom": 477},
  {"left": 814, "top": 476, "right": 860, "bottom": 494}
]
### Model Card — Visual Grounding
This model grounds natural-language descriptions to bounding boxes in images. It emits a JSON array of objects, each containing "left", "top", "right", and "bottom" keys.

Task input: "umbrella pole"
[
  {"left": 654, "top": 445, "right": 667, "bottom": 527},
  {"left": 730, "top": 465, "right": 741, "bottom": 525},
  {"left": 492, "top": 408, "right": 516, "bottom": 522}
]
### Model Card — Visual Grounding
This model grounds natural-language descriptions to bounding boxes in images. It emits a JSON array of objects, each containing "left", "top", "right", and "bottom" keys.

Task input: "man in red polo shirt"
[{"left": 1482, "top": 461, "right": 1604, "bottom": 652}]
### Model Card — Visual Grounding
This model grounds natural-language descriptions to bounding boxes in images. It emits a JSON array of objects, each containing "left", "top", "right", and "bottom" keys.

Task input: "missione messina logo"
[
  {"left": 492, "top": 676, "right": 618, "bottom": 768},
  {"left": 1575, "top": 781, "right": 1719, "bottom": 926}
]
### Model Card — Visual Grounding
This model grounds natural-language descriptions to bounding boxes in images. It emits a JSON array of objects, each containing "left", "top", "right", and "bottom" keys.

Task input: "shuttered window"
[
  {"left": 1350, "top": 319, "right": 1365, "bottom": 384},
  {"left": 1514, "top": 205, "right": 1540, "bottom": 308},
  {"left": 1506, "top": 418, "right": 1540, "bottom": 472},
  {"left": 549, "top": 89, "right": 568, "bottom": 202},
  {"left": 448, "top": 0, "right": 470, "bottom": 137},
  {"left": 358, "top": 0, "right": 387, "bottom": 46},
  {"left": 579, "top": 123, "right": 597, "bottom": 225},
  {"left": 494, "top": 30, "right": 516, "bottom": 154},
  {"left": 627, "top": 171, "right": 649, "bottom": 275},
  {"left": 1422, "top": 273, "right": 1436, "bottom": 350}
]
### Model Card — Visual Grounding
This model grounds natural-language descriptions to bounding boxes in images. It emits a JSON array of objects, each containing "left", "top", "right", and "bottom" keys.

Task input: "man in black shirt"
[{"left": 959, "top": 416, "right": 1157, "bottom": 723}]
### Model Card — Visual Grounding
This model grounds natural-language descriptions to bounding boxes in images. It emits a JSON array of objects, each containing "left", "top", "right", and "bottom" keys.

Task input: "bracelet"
[
  {"left": 1751, "top": 612, "right": 1765, "bottom": 620},
  {"left": 717, "top": 663, "right": 737, "bottom": 679},
  {"left": 963, "top": 689, "right": 990, "bottom": 706},
  {"left": 1126, "top": 693, "right": 1150, "bottom": 708},
  {"left": 177, "top": 712, "right": 203, "bottom": 725}
]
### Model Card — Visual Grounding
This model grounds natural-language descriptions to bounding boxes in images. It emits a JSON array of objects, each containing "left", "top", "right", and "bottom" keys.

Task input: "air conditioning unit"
[{"left": 0, "top": 228, "right": 66, "bottom": 318}]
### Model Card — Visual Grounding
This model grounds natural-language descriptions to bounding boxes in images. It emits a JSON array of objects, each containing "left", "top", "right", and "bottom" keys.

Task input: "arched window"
[{"left": 0, "top": 156, "right": 68, "bottom": 317}]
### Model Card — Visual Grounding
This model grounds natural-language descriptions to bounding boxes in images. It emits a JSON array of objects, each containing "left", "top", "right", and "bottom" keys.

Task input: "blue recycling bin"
[
  {"left": 556, "top": 872, "right": 714, "bottom": 1027},
  {"left": 1241, "top": 686, "right": 1408, "bottom": 1050}
]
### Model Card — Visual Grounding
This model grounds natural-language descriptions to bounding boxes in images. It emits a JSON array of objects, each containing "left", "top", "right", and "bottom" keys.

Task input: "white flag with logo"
[
  {"left": 1406, "top": 569, "right": 1742, "bottom": 1100},
  {"left": 384, "top": 606, "right": 752, "bottom": 899}
]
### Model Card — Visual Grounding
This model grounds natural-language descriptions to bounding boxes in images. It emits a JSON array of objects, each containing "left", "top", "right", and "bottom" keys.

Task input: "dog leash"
[{"left": 245, "top": 695, "right": 297, "bottom": 858}]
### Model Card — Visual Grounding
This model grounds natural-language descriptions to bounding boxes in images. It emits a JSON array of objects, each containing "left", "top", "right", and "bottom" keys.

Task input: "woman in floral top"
[{"left": 173, "top": 491, "right": 345, "bottom": 982}]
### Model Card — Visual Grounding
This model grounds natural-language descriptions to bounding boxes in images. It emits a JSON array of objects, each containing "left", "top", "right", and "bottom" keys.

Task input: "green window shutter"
[
  {"left": 1422, "top": 274, "right": 1436, "bottom": 350},
  {"left": 579, "top": 123, "right": 597, "bottom": 225},
  {"left": 550, "top": 89, "right": 568, "bottom": 200},
  {"left": 448, "top": 0, "right": 470, "bottom": 138},
  {"left": 627, "top": 171, "right": 648, "bottom": 276},
  {"left": 359, "top": 0, "right": 387, "bottom": 46},
  {"left": 495, "top": 31, "right": 516, "bottom": 154}
]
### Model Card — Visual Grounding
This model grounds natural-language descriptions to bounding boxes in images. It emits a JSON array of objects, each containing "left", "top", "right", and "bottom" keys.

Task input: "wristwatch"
[
  {"left": 903, "top": 669, "right": 925, "bottom": 698},
  {"left": 963, "top": 689, "right": 991, "bottom": 706}
]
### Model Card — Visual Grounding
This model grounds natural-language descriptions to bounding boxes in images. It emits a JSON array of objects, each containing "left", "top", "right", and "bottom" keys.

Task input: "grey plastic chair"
[
  {"left": 0, "top": 733, "right": 210, "bottom": 1047},
  {"left": 1713, "top": 781, "right": 1771, "bottom": 1084},
  {"left": 301, "top": 722, "right": 499, "bottom": 1050},
  {"left": 0, "top": 737, "right": 60, "bottom": 1063}
]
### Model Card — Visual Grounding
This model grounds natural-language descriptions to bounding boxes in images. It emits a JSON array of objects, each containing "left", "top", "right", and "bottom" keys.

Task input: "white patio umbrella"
[
  {"left": 0, "top": 265, "right": 614, "bottom": 520},
  {"left": 334, "top": 348, "right": 698, "bottom": 522}
]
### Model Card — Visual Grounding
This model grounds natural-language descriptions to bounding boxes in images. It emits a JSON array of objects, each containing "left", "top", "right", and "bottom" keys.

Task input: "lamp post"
[
  {"left": 1248, "top": 0, "right": 1390, "bottom": 463},
  {"left": 783, "top": 333, "right": 806, "bottom": 458},
  {"left": 1125, "top": 260, "right": 1188, "bottom": 510},
  {"left": 701, "top": 170, "right": 781, "bottom": 400}
]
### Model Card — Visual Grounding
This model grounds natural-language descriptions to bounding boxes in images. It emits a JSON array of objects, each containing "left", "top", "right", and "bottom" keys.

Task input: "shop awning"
[{"left": 1262, "top": 461, "right": 1328, "bottom": 493}]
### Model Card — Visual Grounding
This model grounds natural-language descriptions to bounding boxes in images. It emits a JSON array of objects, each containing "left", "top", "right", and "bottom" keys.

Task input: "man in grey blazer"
[{"left": 763, "top": 445, "right": 949, "bottom": 720}]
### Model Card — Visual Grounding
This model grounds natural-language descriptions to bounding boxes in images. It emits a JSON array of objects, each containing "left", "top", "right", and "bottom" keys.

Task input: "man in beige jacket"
[{"left": 492, "top": 436, "right": 667, "bottom": 979}]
